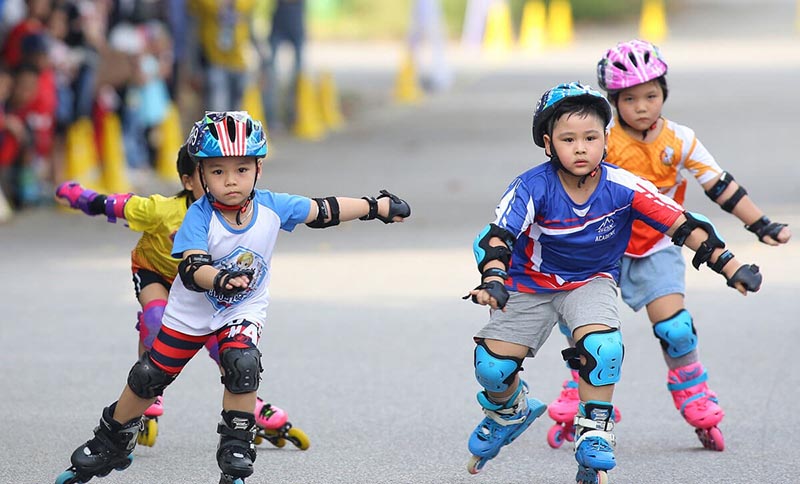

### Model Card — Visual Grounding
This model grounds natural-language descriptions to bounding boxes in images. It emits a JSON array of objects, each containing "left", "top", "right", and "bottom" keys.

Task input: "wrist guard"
[
  {"left": 482, "top": 268, "right": 509, "bottom": 281},
  {"left": 213, "top": 268, "right": 254, "bottom": 297},
  {"left": 726, "top": 264, "right": 762, "bottom": 293},
  {"left": 707, "top": 250, "right": 734, "bottom": 274},
  {"left": 462, "top": 280, "right": 510, "bottom": 310},
  {"left": 359, "top": 196, "right": 378, "bottom": 220},
  {"left": 745, "top": 216, "right": 787, "bottom": 244},
  {"left": 671, "top": 212, "right": 726, "bottom": 270},
  {"left": 373, "top": 189, "right": 411, "bottom": 224}
]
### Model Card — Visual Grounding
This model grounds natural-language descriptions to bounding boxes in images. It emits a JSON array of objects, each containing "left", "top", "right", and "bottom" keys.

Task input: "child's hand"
[
  {"left": 762, "top": 225, "right": 791, "bottom": 246},
  {"left": 723, "top": 262, "right": 761, "bottom": 295},
  {"left": 746, "top": 217, "right": 791, "bottom": 245},
  {"left": 375, "top": 190, "right": 411, "bottom": 223},
  {"left": 213, "top": 269, "right": 253, "bottom": 296},
  {"left": 462, "top": 281, "right": 509, "bottom": 311}
]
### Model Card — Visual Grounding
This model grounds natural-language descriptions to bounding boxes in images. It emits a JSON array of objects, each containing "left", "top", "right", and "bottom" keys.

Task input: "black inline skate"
[{"left": 217, "top": 410, "right": 258, "bottom": 484}]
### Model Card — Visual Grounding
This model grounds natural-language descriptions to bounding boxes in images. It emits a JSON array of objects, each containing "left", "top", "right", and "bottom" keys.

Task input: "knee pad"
[
  {"left": 137, "top": 300, "right": 166, "bottom": 350},
  {"left": 473, "top": 340, "right": 524, "bottom": 393},
  {"left": 127, "top": 352, "right": 176, "bottom": 399},
  {"left": 653, "top": 309, "right": 697, "bottom": 358},
  {"left": 220, "top": 347, "right": 263, "bottom": 394},
  {"left": 564, "top": 329, "right": 624, "bottom": 386}
]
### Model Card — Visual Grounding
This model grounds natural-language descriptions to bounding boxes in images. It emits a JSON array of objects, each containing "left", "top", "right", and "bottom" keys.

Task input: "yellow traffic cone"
[
  {"left": 318, "top": 71, "right": 344, "bottom": 130},
  {"left": 100, "top": 112, "right": 132, "bottom": 193},
  {"left": 519, "top": 0, "right": 547, "bottom": 52},
  {"left": 639, "top": 0, "right": 668, "bottom": 43},
  {"left": 64, "top": 117, "right": 104, "bottom": 191},
  {"left": 292, "top": 72, "right": 326, "bottom": 141},
  {"left": 547, "top": 0, "right": 574, "bottom": 47},
  {"left": 242, "top": 82, "right": 267, "bottom": 131},
  {"left": 156, "top": 103, "right": 183, "bottom": 180},
  {"left": 394, "top": 51, "right": 423, "bottom": 104},
  {"left": 483, "top": 0, "right": 514, "bottom": 54}
]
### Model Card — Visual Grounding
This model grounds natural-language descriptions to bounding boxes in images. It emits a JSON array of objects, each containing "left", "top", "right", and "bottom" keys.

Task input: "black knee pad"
[
  {"left": 127, "top": 352, "right": 176, "bottom": 399},
  {"left": 220, "top": 347, "right": 262, "bottom": 394}
]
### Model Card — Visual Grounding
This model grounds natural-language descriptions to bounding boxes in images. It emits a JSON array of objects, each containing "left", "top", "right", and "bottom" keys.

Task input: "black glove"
[
  {"left": 462, "top": 280, "right": 510, "bottom": 310},
  {"left": 213, "top": 269, "right": 254, "bottom": 297},
  {"left": 746, "top": 216, "right": 787, "bottom": 244},
  {"left": 726, "top": 264, "right": 761, "bottom": 293},
  {"left": 376, "top": 190, "right": 411, "bottom": 224}
]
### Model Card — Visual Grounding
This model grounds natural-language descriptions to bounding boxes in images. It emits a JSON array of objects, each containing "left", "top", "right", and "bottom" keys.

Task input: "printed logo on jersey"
[
  {"left": 595, "top": 217, "right": 616, "bottom": 242},
  {"left": 206, "top": 246, "right": 267, "bottom": 310},
  {"left": 661, "top": 146, "right": 675, "bottom": 166}
]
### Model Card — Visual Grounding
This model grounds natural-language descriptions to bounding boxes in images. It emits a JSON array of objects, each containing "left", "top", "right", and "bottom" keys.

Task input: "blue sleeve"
[
  {"left": 493, "top": 178, "right": 534, "bottom": 238},
  {"left": 171, "top": 200, "right": 212, "bottom": 257},
  {"left": 258, "top": 191, "right": 312, "bottom": 232}
]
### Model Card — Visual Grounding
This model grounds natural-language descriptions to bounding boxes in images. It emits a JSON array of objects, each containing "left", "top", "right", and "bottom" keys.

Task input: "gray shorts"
[
  {"left": 619, "top": 245, "right": 686, "bottom": 312},
  {"left": 475, "top": 277, "right": 620, "bottom": 357}
]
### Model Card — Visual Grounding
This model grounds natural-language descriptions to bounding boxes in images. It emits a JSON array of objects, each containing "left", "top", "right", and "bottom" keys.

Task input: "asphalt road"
[{"left": 2, "top": 3, "right": 799, "bottom": 483}]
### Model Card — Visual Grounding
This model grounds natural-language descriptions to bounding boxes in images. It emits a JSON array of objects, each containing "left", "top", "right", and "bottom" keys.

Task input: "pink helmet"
[{"left": 597, "top": 40, "right": 668, "bottom": 92}]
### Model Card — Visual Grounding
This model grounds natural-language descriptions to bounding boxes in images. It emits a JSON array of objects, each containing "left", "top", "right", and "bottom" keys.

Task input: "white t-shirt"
[{"left": 162, "top": 190, "right": 311, "bottom": 336}]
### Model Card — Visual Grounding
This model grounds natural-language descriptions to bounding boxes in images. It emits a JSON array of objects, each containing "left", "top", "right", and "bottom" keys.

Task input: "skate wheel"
[
  {"left": 547, "top": 424, "right": 565, "bottom": 449},
  {"left": 55, "top": 469, "right": 79, "bottom": 484},
  {"left": 696, "top": 426, "right": 725, "bottom": 451},
  {"left": 286, "top": 427, "right": 310, "bottom": 450},
  {"left": 253, "top": 435, "right": 264, "bottom": 446},
  {"left": 577, "top": 467, "right": 608, "bottom": 484},
  {"left": 138, "top": 418, "right": 158, "bottom": 447},
  {"left": 466, "top": 454, "right": 485, "bottom": 475},
  {"left": 565, "top": 425, "right": 576, "bottom": 443}
]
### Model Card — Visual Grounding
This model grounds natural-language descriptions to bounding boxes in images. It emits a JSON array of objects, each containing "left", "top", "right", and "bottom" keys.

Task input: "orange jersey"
[{"left": 607, "top": 118, "right": 723, "bottom": 257}]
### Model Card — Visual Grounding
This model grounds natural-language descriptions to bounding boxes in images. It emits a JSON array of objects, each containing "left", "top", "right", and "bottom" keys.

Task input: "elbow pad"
[
  {"left": 178, "top": 254, "right": 213, "bottom": 292},
  {"left": 473, "top": 223, "right": 515, "bottom": 273},
  {"left": 671, "top": 212, "right": 726, "bottom": 270},
  {"left": 704, "top": 172, "right": 747, "bottom": 213},
  {"left": 306, "top": 197, "right": 340, "bottom": 228}
]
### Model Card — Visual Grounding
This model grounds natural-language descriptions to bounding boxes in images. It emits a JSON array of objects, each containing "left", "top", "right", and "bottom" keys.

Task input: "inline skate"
[
  {"left": 254, "top": 397, "right": 310, "bottom": 450},
  {"left": 217, "top": 410, "right": 257, "bottom": 484},
  {"left": 667, "top": 361, "right": 724, "bottom": 450},
  {"left": 467, "top": 380, "right": 547, "bottom": 474},
  {"left": 55, "top": 403, "right": 140, "bottom": 484},
  {"left": 547, "top": 371, "right": 621, "bottom": 449},
  {"left": 574, "top": 401, "right": 616, "bottom": 484}
]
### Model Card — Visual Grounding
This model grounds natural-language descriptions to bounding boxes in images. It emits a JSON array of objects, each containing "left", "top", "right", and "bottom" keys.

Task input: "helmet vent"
[
  {"left": 613, "top": 61, "right": 627, "bottom": 71},
  {"left": 627, "top": 52, "right": 638, "bottom": 67},
  {"left": 225, "top": 116, "right": 237, "bottom": 143}
]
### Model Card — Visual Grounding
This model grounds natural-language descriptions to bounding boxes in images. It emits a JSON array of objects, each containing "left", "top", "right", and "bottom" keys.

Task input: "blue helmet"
[
  {"left": 531, "top": 82, "right": 612, "bottom": 148},
  {"left": 187, "top": 111, "right": 267, "bottom": 160}
]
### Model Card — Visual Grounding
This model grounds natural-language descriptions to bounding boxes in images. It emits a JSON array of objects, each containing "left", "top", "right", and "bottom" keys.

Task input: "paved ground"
[{"left": 2, "top": 2, "right": 799, "bottom": 483}]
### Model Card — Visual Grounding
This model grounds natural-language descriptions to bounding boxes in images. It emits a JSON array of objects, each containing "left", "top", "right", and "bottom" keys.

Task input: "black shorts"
[{"left": 132, "top": 268, "right": 171, "bottom": 298}]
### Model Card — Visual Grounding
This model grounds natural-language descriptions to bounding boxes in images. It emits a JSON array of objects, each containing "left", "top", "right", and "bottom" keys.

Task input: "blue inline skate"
[
  {"left": 55, "top": 403, "right": 141, "bottom": 484},
  {"left": 573, "top": 401, "right": 616, "bottom": 484},
  {"left": 467, "top": 380, "right": 547, "bottom": 474}
]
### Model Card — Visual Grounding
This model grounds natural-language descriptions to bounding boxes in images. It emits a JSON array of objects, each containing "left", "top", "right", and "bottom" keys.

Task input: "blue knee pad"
[
  {"left": 474, "top": 340, "right": 524, "bottom": 393},
  {"left": 568, "top": 329, "right": 624, "bottom": 386},
  {"left": 653, "top": 309, "right": 697, "bottom": 358}
]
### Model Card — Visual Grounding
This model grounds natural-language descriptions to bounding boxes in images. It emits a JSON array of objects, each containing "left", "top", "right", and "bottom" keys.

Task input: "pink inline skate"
[
  {"left": 667, "top": 362, "right": 724, "bottom": 451},
  {"left": 138, "top": 396, "right": 164, "bottom": 447},
  {"left": 547, "top": 370, "right": 621, "bottom": 449},
  {"left": 254, "top": 397, "right": 310, "bottom": 450}
]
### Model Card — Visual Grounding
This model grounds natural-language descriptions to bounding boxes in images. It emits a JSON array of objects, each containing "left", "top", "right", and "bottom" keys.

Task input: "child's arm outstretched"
[
  {"left": 303, "top": 189, "right": 411, "bottom": 228},
  {"left": 55, "top": 181, "right": 132, "bottom": 224},
  {"left": 667, "top": 211, "right": 762, "bottom": 295},
  {"left": 702, "top": 172, "right": 791, "bottom": 246},
  {"left": 178, "top": 250, "right": 252, "bottom": 296}
]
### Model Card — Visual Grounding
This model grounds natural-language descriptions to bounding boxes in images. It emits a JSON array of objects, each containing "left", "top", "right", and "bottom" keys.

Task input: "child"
[
  {"left": 463, "top": 82, "right": 761, "bottom": 483},
  {"left": 55, "top": 110, "right": 411, "bottom": 484},
  {"left": 547, "top": 39, "right": 792, "bottom": 452},
  {"left": 55, "top": 144, "right": 308, "bottom": 450}
]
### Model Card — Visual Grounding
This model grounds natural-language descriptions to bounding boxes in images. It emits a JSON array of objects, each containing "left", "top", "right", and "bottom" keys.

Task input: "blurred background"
[{"left": 1, "top": 0, "right": 797, "bottom": 219}]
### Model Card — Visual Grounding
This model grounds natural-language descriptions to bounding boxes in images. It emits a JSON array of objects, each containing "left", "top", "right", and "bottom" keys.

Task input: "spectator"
[{"left": 261, "top": 0, "right": 304, "bottom": 130}]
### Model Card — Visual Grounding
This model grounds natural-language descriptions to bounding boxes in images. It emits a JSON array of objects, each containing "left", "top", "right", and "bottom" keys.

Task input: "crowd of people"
[{"left": 0, "top": 0, "right": 306, "bottom": 222}]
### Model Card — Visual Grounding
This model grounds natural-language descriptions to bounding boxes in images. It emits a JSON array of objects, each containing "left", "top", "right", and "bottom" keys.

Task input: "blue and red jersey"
[{"left": 492, "top": 162, "right": 683, "bottom": 293}]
